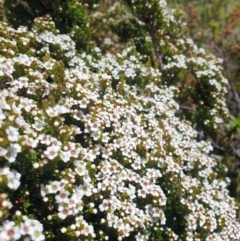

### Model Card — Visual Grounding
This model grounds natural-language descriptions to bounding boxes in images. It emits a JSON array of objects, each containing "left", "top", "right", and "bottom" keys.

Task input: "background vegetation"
[{"left": 168, "top": 0, "right": 240, "bottom": 200}]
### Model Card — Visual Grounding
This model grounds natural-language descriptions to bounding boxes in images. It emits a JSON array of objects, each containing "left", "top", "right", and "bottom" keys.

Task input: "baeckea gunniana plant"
[{"left": 0, "top": 1, "right": 240, "bottom": 241}]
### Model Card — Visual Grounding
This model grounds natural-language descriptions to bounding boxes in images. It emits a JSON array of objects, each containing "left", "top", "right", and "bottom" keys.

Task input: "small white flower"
[
  {"left": 0, "top": 220, "right": 21, "bottom": 240},
  {"left": 59, "top": 150, "right": 71, "bottom": 162},
  {"left": 0, "top": 147, "right": 8, "bottom": 156},
  {"left": 79, "top": 98, "right": 88, "bottom": 108},
  {"left": 61, "top": 227, "right": 67, "bottom": 233},
  {"left": 74, "top": 161, "right": 87, "bottom": 176},
  {"left": 28, "top": 222, "right": 45, "bottom": 241},
  {"left": 44, "top": 182, "right": 58, "bottom": 194},
  {"left": 6, "top": 170, "right": 21, "bottom": 190},
  {"left": 0, "top": 108, "right": 6, "bottom": 120},
  {"left": 32, "top": 119, "right": 46, "bottom": 131},
  {"left": 44, "top": 146, "right": 59, "bottom": 160},
  {"left": 46, "top": 107, "right": 58, "bottom": 117},
  {"left": 55, "top": 190, "right": 70, "bottom": 203},
  {"left": 0, "top": 98, "right": 11, "bottom": 110},
  {"left": 6, "top": 126, "right": 19, "bottom": 142},
  {"left": 4, "top": 144, "right": 21, "bottom": 163},
  {"left": 58, "top": 204, "right": 72, "bottom": 219}
]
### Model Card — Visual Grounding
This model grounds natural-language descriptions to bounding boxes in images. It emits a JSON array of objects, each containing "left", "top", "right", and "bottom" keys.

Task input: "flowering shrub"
[
  {"left": 3, "top": 0, "right": 94, "bottom": 51},
  {"left": 0, "top": 2, "right": 240, "bottom": 241},
  {"left": 100, "top": 1, "right": 230, "bottom": 134},
  {"left": 167, "top": 0, "right": 240, "bottom": 199}
]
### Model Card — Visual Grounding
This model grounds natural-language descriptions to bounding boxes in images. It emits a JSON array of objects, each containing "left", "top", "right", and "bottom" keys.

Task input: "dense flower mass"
[
  {"left": 99, "top": 0, "right": 229, "bottom": 133},
  {"left": 0, "top": 2, "right": 239, "bottom": 241}
]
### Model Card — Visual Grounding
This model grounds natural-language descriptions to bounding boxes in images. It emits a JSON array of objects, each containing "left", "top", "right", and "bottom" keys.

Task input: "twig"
[
  {"left": 230, "top": 144, "right": 240, "bottom": 159},
  {"left": 148, "top": 21, "right": 164, "bottom": 72},
  {"left": 207, "top": 135, "right": 226, "bottom": 151}
]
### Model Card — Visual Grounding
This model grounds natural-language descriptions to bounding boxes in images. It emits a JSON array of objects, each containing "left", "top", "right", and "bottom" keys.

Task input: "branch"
[
  {"left": 227, "top": 77, "right": 240, "bottom": 112},
  {"left": 207, "top": 135, "right": 226, "bottom": 151},
  {"left": 148, "top": 22, "right": 164, "bottom": 72},
  {"left": 230, "top": 144, "right": 240, "bottom": 160},
  {"left": 213, "top": 44, "right": 240, "bottom": 112}
]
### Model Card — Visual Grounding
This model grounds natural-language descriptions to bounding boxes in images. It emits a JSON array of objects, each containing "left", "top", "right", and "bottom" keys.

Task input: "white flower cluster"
[
  {"left": 97, "top": 0, "right": 229, "bottom": 132},
  {"left": 0, "top": 14, "right": 239, "bottom": 241},
  {"left": 36, "top": 30, "right": 76, "bottom": 59},
  {"left": 0, "top": 219, "right": 44, "bottom": 241},
  {"left": 164, "top": 38, "right": 229, "bottom": 129}
]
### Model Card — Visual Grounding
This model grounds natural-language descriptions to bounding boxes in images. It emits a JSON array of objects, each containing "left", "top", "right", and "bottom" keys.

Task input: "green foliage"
[{"left": 3, "top": 0, "right": 93, "bottom": 51}]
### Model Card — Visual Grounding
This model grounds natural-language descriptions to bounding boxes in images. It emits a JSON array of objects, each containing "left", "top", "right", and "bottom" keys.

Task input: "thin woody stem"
[{"left": 148, "top": 22, "right": 164, "bottom": 72}]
